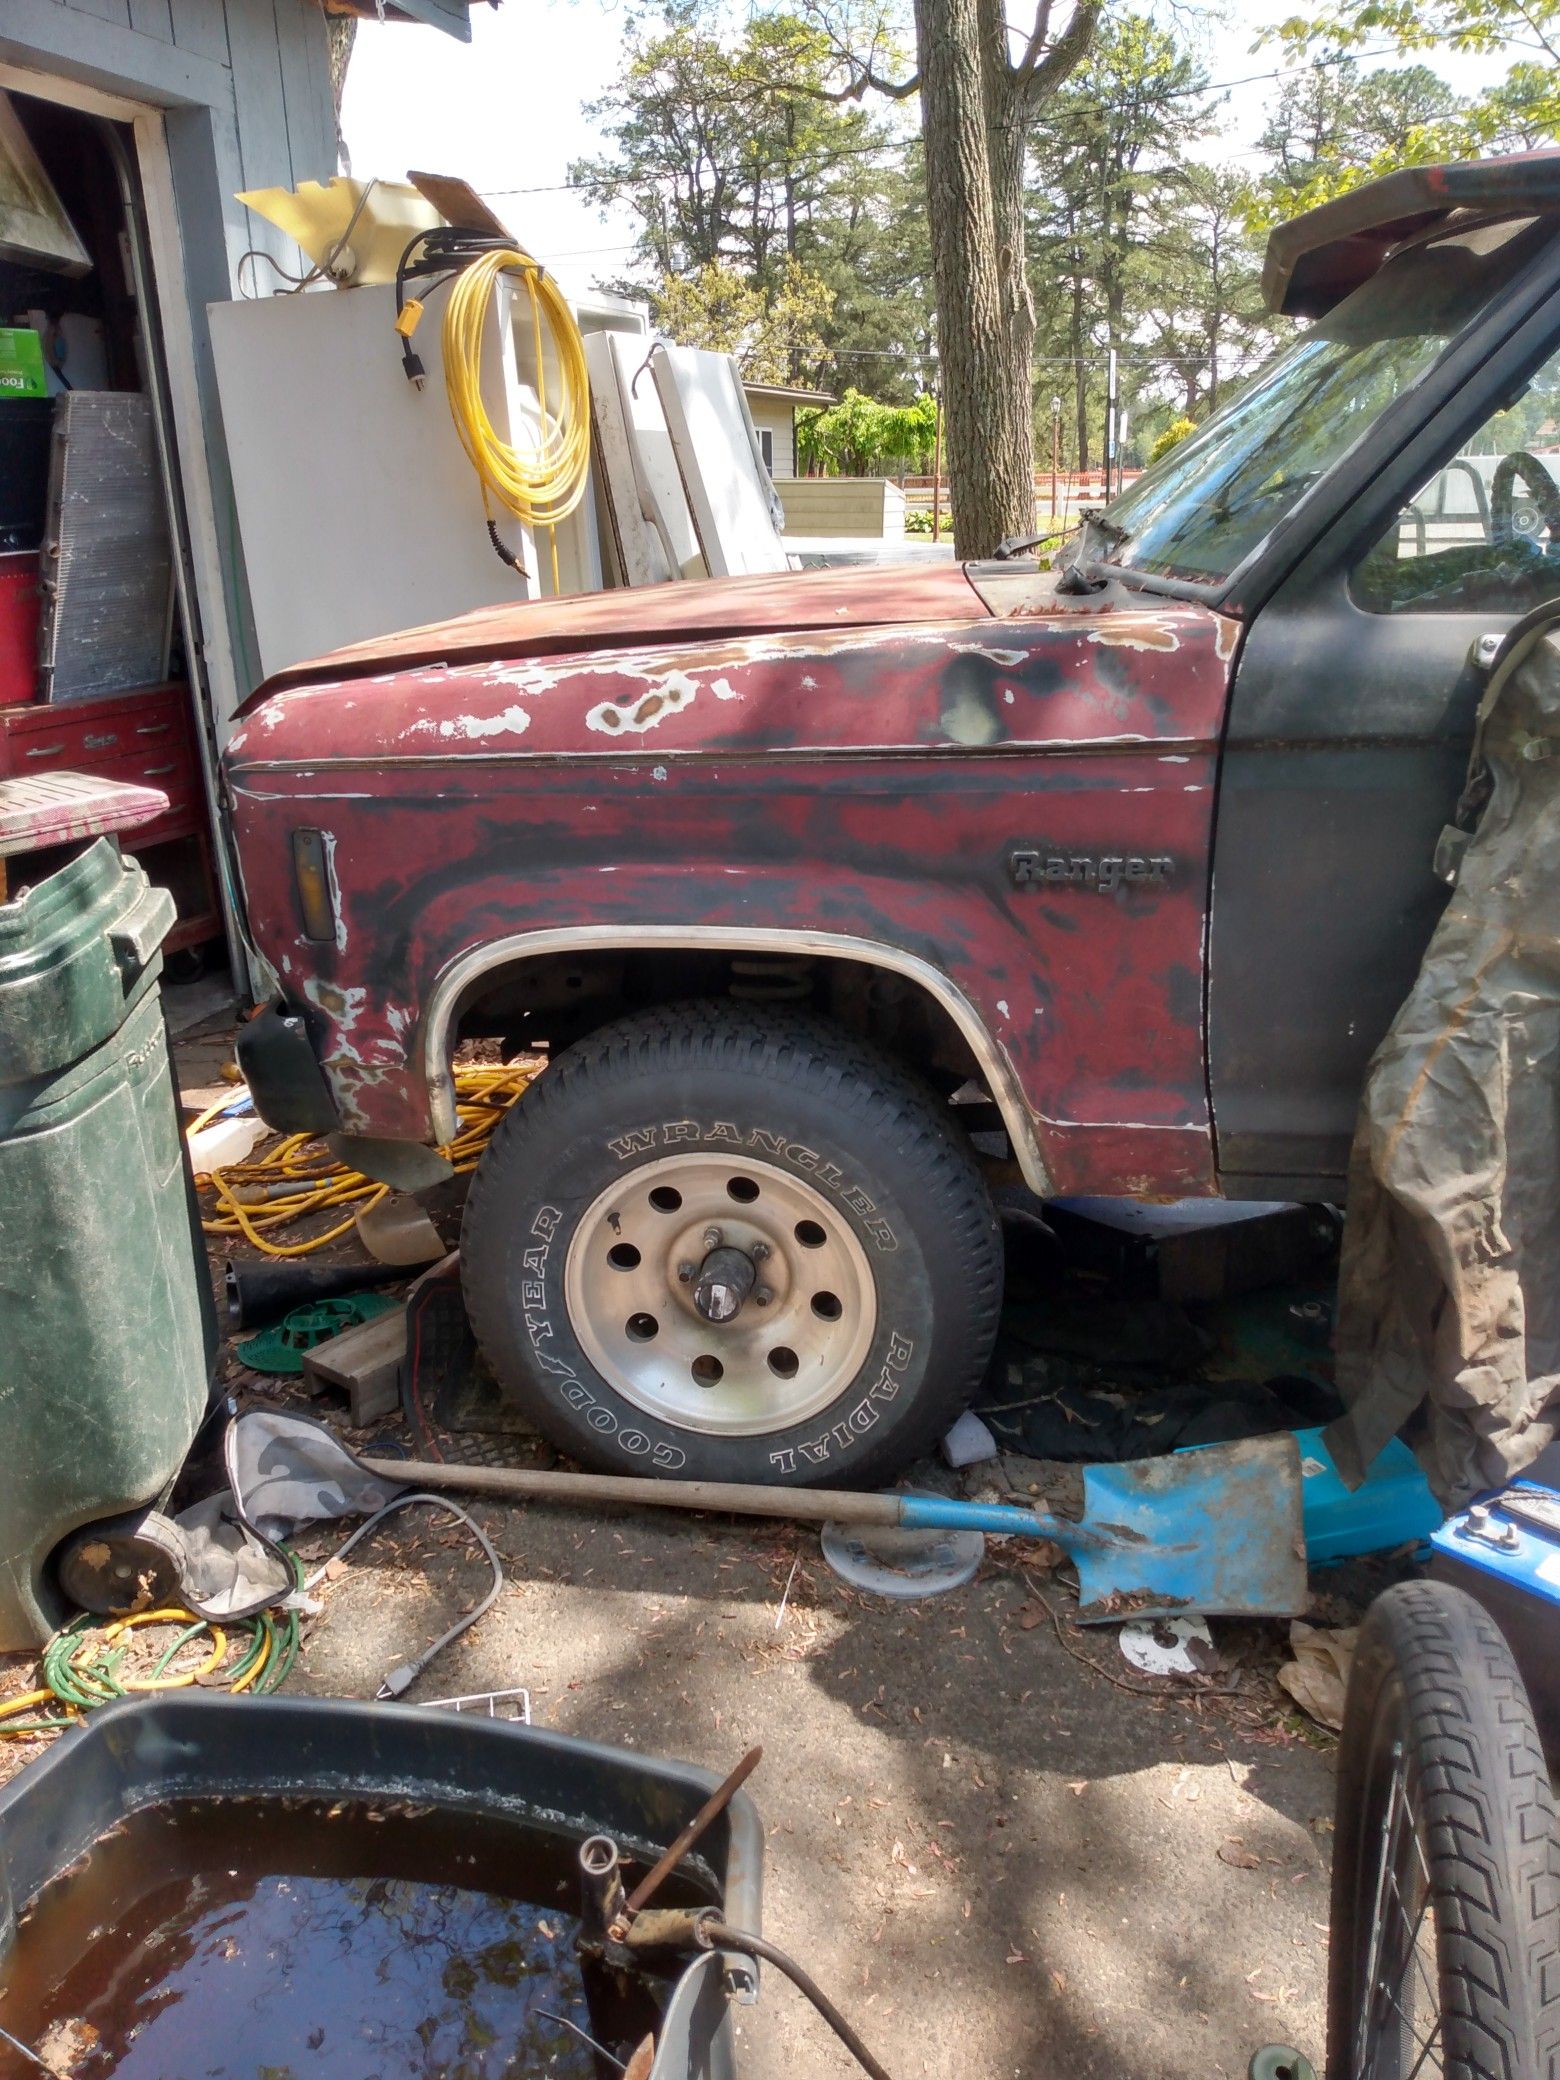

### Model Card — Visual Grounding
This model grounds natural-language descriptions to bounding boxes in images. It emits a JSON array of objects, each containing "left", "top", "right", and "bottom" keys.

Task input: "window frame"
[{"left": 1074, "top": 214, "right": 1560, "bottom": 626}]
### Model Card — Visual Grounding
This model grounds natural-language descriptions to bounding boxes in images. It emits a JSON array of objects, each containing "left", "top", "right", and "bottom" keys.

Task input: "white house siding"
[
  {"left": 778, "top": 476, "right": 906, "bottom": 539},
  {"left": 748, "top": 396, "right": 796, "bottom": 480}
]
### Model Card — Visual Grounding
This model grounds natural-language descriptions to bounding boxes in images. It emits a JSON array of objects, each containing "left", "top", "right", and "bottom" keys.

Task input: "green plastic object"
[
  {"left": 0, "top": 328, "right": 47, "bottom": 399},
  {"left": 0, "top": 839, "right": 216, "bottom": 1650},
  {"left": 237, "top": 1291, "right": 398, "bottom": 1375}
]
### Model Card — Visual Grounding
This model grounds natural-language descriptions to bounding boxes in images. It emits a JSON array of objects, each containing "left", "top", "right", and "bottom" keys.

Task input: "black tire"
[
  {"left": 461, "top": 1004, "right": 1003, "bottom": 1486},
  {"left": 1326, "top": 1579, "right": 1560, "bottom": 2080}
]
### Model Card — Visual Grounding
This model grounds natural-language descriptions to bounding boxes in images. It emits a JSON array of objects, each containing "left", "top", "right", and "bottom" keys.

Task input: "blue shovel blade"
[{"left": 1070, "top": 1433, "right": 1307, "bottom": 1624}]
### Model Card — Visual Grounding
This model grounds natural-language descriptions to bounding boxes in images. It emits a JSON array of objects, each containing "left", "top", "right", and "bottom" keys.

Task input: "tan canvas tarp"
[{"left": 1331, "top": 606, "right": 1560, "bottom": 1504}]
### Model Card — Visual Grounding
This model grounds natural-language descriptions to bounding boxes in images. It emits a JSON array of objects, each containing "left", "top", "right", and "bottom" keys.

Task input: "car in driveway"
[{"left": 225, "top": 152, "right": 1560, "bottom": 1487}]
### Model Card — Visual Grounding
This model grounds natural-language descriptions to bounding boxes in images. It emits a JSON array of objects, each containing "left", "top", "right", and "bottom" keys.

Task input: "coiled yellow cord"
[
  {"left": 442, "top": 247, "right": 591, "bottom": 592},
  {"left": 194, "top": 1063, "right": 538, "bottom": 1259}
]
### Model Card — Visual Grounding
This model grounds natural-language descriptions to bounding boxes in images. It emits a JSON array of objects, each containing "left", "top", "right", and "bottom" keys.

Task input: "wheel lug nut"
[
  {"left": 750, "top": 1241, "right": 770, "bottom": 1262},
  {"left": 703, "top": 1226, "right": 723, "bottom": 1249},
  {"left": 677, "top": 1261, "right": 694, "bottom": 1282},
  {"left": 754, "top": 1287, "right": 772, "bottom": 1306}
]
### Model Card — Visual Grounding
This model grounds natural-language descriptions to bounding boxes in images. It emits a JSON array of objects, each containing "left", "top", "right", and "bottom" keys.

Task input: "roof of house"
[
  {"left": 741, "top": 380, "right": 836, "bottom": 407},
  {"left": 309, "top": 0, "right": 485, "bottom": 40}
]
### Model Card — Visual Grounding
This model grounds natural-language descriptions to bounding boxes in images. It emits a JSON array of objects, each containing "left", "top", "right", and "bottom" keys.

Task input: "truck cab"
[{"left": 225, "top": 153, "right": 1560, "bottom": 1486}]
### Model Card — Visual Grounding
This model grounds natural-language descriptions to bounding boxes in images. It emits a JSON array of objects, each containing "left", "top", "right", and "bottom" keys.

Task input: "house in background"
[
  {"left": 740, "top": 378, "right": 912, "bottom": 543},
  {"left": 741, "top": 379, "right": 832, "bottom": 480}
]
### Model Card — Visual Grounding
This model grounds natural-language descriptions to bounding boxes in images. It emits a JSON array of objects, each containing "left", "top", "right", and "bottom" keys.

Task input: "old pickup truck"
[{"left": 226, "top": 153, "right": 1560, "bottom": 1486}]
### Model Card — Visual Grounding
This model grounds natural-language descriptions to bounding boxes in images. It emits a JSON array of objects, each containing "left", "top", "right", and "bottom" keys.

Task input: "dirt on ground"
[
  {"left": 274, "top": 1492, "right": 1345, "bottom": 2080},
  {"left": 0, "top": 991, "right": 1383, "bottom": 2080}
]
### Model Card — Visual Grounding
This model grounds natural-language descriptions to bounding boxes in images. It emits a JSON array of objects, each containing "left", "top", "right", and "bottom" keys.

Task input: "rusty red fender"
[{"left": 226, "top": 567, "right": 1239, "bottom": 1197}]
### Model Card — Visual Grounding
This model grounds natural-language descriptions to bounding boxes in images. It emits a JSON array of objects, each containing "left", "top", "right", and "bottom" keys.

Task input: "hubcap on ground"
[{"left": 563, "top": 1153, "right": 878, "bottom": 1435}]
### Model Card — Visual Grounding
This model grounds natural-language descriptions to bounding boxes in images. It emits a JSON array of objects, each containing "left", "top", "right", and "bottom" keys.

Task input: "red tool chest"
[{"left": 0, "top": 682, "right": 220, "bottom": 953}]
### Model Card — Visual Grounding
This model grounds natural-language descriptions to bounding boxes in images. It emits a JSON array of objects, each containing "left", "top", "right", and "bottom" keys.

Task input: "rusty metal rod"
[{"left": 617, "top": 1745, "right": 762, "bottom": 1927}]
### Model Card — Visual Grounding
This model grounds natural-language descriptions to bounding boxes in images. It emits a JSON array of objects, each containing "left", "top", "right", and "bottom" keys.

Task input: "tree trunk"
[
  {"left": 978, "top": 0, "right": 1038, "bottom": 531},
  {"left": 912, "top": 0, "right": 1035, "bottom": 557},
  {"left": 327, "top": 15, "right": 356, "bottom": 174}
]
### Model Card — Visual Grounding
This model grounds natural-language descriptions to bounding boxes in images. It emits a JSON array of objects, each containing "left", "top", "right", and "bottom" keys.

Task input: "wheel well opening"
[{"left": 451, "top": 945, "right": 997, "bottom": 1110}]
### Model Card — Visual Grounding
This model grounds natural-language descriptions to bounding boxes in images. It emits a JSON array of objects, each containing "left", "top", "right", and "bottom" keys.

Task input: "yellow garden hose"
[
  {"left": 193, "top": 1062, "right": 537, "bottom": 1259},
  {"left": 441, "top": 246, "right": 591, "bottom": 592}
]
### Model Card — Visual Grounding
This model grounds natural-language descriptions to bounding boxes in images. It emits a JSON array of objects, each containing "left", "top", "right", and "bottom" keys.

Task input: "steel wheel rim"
[
  {"left": 563, "top": 1152, "right": 879, "bottom": 1435},
  {"left": 1356, "top": 1732, "right": 1444, "bottom": 2079}
]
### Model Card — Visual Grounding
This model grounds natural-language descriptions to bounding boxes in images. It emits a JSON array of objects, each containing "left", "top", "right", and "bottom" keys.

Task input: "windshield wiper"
[{"left": 1056, "top": 510, "right": 1128, "bottom": 593}]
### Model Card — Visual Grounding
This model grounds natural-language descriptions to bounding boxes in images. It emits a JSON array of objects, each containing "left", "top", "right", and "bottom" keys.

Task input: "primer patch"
[
  {"left": 436, "top": 705, "right": 531, "bottom": 740},
  {"left": 1085, "top": 618, "right": 1181, "bottom": 654},
  {"left": 586, "top": 671, "right": 698, "bottom": 736}
]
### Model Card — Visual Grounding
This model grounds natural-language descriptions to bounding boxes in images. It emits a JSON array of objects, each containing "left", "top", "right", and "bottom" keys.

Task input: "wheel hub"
[
  {"left": 562, "top": 1152, "right": 879, "bottom": 1436},
  {"left": 692, "top": 1243, "right": 758, "bottom": 1323}
]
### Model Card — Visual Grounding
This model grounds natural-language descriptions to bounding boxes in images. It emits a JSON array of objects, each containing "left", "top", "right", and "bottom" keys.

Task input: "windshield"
[{"left": 1095, "top": 214, "right": 1555, "bottom": 589}]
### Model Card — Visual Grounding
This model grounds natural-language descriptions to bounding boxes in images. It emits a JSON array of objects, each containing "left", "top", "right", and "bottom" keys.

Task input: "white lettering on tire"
[
  {"left": 767, "top": 1331, "right": 915, "bottom": 1475},
  {"left": 522, "top": 1201, "right": 688, "bottom": 1469},
  {"left": 602, "top": 1121, "right": 899, "bottom": 1249}
]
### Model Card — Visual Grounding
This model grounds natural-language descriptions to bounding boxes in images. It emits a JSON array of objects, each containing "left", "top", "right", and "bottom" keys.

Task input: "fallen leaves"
[{"left": 1218, "top": 1840, "right": 1263, "bottom": 1871}]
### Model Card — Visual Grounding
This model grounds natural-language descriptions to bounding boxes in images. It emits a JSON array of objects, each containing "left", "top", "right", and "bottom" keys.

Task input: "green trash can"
[{"left": 0, "top": 836, "right": 215, "bottom": 1649}]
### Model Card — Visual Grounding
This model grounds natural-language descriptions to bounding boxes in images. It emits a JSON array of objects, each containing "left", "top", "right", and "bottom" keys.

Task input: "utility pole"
[
  {"left": 1105, "top": 347, "right": 1119, "bottom": 500},
  {"left": 1049, "top": 394, "right": 1061, "bottom": 530}
]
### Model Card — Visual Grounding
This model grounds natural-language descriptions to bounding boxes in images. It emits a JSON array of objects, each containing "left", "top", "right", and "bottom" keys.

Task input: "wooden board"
[{"left": 651, "top": 346, "right": 788, "bottom": 578}]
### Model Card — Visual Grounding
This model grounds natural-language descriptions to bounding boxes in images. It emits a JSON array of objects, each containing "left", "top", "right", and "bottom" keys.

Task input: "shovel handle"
[
  {"left": 898, "top": 1494, "right": 1061, "bottom": 1540},
  {"left": 358, "top": 1457, "right": 907, "bottom": 1527}
]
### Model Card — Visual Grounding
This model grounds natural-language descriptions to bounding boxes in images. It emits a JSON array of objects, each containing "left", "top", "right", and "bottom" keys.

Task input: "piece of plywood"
[
  {"left": 651, "top": 346, "right": 788, "bottom": 578},
  {"left": 303, "top": 1307, "right": 407, "bottom": 1427},
  {"left": 586, "top": 331, "right": 683, "bottom": 587},
  {"left": 210, "top": 280, "right": 535, "bottom": 678}
]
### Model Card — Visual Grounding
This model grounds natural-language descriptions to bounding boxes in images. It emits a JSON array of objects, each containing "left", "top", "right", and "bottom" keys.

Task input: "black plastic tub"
[{"left": 0, "top": 1695, "right": 763, "bottom": 2079}]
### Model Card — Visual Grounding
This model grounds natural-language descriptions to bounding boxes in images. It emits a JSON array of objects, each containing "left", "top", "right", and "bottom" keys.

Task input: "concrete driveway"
[{"left": 282, "top": 1489, "right": 1337, "bottom": 2080}]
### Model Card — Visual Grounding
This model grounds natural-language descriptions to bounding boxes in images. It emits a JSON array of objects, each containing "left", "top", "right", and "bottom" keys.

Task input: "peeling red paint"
[{"left": 226, "top": 567, "right": 1238, "bottom": 1194}]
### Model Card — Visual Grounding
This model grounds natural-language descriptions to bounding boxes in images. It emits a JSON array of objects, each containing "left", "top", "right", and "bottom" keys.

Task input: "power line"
[{"left": 479, "top": 42, "right": 1403, "bottom": 200}]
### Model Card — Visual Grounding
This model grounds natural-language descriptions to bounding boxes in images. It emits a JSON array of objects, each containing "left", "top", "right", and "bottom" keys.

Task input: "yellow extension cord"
[
  {"left": 441, "top": 246, "right": 592, "bottom": 594},
  {"left": 193, "top": 1062, "right": 538, "bottom": 1259}
]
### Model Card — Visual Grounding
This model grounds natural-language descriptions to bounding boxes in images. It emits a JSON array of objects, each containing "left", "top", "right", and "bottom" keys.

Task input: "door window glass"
[{"left": 1353, "top": 338, "right": 1560, "bottom": 613}]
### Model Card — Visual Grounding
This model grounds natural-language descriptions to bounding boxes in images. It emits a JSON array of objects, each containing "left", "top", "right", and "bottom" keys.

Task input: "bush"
[
  {"left": 1148, "top": 416, "right": 1197, "bottom": 464},
  {"left": 904, "top": 505, "right": 949, "bottom": 537},
  {"left": 798, "top": 389, "right": 939, "bottom": 477}
]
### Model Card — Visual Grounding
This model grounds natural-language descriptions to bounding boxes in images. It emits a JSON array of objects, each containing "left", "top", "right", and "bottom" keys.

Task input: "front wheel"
[
  {"left": 1326, "top": 1579, "right": 1560, "bottom": 2080},
  {"left": 460, "top": 1006, "right": 1003, "bottom": 1486}
]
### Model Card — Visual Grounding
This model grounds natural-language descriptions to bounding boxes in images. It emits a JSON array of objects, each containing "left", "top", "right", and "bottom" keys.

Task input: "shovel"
[{"left": 359, "top": 1432, "right": 1306, "bottom": 1623}]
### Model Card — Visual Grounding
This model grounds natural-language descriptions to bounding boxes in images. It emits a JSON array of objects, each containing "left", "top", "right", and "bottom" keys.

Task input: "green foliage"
[
  {"left": 795, "top": 388, "right": 939, "bottom": 474},
  {"left": 903, "top": 504, "right": 947, "bottom": 536},
  {"left": 571, "top": 1, "right": 932, "bottom": 394},
  {"left": 1148, "top": 416, "right": 1196, "bottom": 462},
  {"left": 1243, "top": 50, "right": 1560, "bottom": 232},
  {"left": 573, "top": 0, "right": 1560, "bottom": 478},
  {"left": 1271, "top": 0, "right": 1560, "bottom": 65},
  {"left": 1027, "top": 12, "right": 1275, "bottom": 470},
  {"left": 654, "top": 257, "right": 835, "bottom": 384},
  {"left": 1256, "top": 3, "right": 1560, "bottom": 225}
]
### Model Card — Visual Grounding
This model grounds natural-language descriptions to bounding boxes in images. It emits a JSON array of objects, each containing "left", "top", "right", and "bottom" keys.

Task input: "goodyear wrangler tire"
[{"left": 461, "top": 1005, "right": 1003, "bottom": 1486}]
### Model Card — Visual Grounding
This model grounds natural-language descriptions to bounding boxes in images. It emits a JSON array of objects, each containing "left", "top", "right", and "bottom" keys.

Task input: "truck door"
[{"left": 1209, "top": 325, "right": 1560, "bottom": 1198}]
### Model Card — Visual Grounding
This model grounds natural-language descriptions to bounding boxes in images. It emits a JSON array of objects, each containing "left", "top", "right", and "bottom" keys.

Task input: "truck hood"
[
  {"left": 228, "top": 566, "right": 1238, "bottom": 772},
  {"left": 252, "top": 562, "right": 996, "bottom": 700}
]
